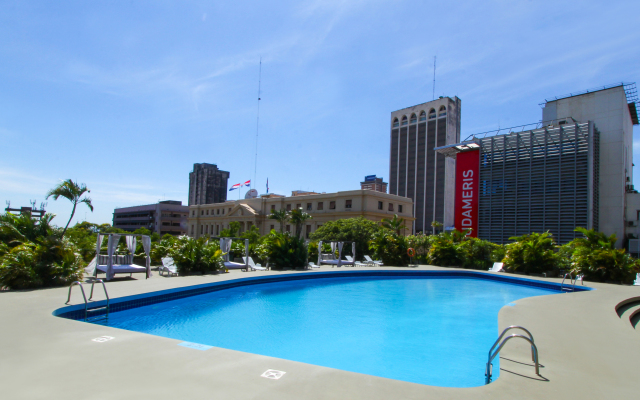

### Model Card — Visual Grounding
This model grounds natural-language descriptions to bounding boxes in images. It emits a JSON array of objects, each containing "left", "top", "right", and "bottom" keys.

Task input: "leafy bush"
[
  {"left": 503, "top": 232, "right": 558, "bottom": 274},
  {"left": 369, "top": 230, "right": 409, "bottom": 266},
  {"left": 0, "top": 213, "right": 84, "bottom": 289},
  {"left": 407, "top": 233, "right": 431, "bottom": 263},
  {"left": 458, "top": 237, "right": 501, "bottom": 270},
  {"left": 427, "top": 233, "right": 461, "bottom": 267},
  {"left": 310, "top": 217, "right": 381, "bottom": 261},
  {"left": 169, "top": 236, "right": 224, "bottom": 274},
  {"left": 566, "top": 228, "right": 639, "bottom": 284},
  {"left": 263, "top": 232, "right": 307, "bottom": 270}
]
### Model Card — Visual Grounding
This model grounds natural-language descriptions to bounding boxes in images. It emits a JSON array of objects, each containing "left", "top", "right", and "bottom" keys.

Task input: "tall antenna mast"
[
  {"left": 432, "top": 56, "right": 436, "bottom": 100},
  {"left": 253, "top": 58, "right": 262, "bottom": 191}
]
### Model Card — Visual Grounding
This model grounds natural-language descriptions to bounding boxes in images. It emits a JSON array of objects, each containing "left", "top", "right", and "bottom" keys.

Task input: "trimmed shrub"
[
  {"left": 369, "top": 230, "right": 409, "bottom": 266},
  {"left": 503, "top": 232, "right": 557, "bottom": 274}
]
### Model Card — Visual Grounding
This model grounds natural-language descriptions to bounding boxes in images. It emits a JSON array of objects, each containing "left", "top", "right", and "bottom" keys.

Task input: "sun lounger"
[
  {"left": 160, "top": 257, "right": 178, "bottom": 276},
  {"left": 346, "top": 256, "right": 366, "bottom": 267},
  {"left": 633, "top": 273, "right": 640, "bottom": 286},
  {"left": 364, "top": 255, "right": 383, "bottom": 266},
  {"left": 488, "top": 262, "right": 504, "bottom": 272},
  {"left": 308, "top": 262, "right": 320, "bottom": 269},
  {"left": 243, "top": 257, "right": 268, "bottom": 271}
]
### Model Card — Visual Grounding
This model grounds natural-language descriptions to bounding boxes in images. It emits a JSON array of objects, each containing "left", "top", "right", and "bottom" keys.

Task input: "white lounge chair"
[
  {"left": 160, "top": 257, "right": 178, "bottom": 276},
  {"left": 488, "top": 262, "right": 504, "bottom": 272},
  {"left": 243, "top": 257, "right": 268, "bottom": 271},
  {"left": 346, "top": 256, "right": 367, "bottom": 267},
  {"left": 633, "top": 273, "right": 640, "bottom": 286},
  {"left": 364, "top": 255, "right": 383, "bottom": 266},
  {"left": 308, "top": 262, "right": 320, "bottom": 269}
]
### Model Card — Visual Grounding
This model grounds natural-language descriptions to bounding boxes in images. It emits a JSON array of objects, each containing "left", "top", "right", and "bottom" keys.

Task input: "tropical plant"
[
  {"left": 46, "top": 179, "right": 93, "bottom": 238},
  {"left": 220, "top": 221, "right": 241, "bottom": 237},
  {"left": 406, "top": 233, "right": 431, "bottom": 263},
  {"left": 565, "top": 228, "right": 638, "bottom": 283},
  {"left": 427, "top": 233, "right": 461, "bottom": 267},
  {"left": 381, "top": 214, "right": 406, "bottom": 235},
  {"left": 289, "top": 208, "right": 312, "bottom": 239},
  {"left": 369, "top": 230, "right": 409, "bottom": 266},
  {"left": 503, "top": 232, "right": 558, "bottom": 274},
  {"left": 457, "top": 237, "right": 501, "bottom": 270},
  {"left": 268, "top": 209, "right": 290, "bottom": 233},
  {"left": 169, "top": 236, "right": 224, "bottom": 274},
  {"left": 310, "top": 217, "right": 381, "bottom": 261},
  {"left": 262, "top": 231, "right": 307, "bottom": 269}
]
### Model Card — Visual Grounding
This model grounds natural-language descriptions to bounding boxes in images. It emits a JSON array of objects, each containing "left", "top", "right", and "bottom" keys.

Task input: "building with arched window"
[{"left": 389, "top": 97, "right": 461, "bottom": 233}]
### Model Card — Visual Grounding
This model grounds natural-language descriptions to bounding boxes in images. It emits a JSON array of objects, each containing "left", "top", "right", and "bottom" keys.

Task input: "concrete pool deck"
[{"left": 1, "top": 265, "right": 639, "bottom": 399}]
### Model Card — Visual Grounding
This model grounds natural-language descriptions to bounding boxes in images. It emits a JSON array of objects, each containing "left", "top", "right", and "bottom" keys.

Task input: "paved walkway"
[{"left": 1, "top": 265, "right": 639, "bottom": 399}]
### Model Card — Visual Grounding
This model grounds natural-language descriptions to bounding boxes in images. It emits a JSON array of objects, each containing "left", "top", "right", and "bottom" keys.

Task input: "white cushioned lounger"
[
  {"left": 224, "top": 261, "right": 248, "bottom": 270},
  {"left": 97, "top": 264, "right": 147, "bottom": 274}
]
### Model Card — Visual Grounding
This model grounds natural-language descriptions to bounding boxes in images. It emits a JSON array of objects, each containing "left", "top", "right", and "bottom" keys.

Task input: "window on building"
[
  {"left": 317, "top": 202, "right": 323, "bottom": 210},
  {"left": 217, "top": 209, "right": 220, "bottom": 215},
  {"left": 378, "top": 201, "right": 383, "bottom": 210},
  {"left": 306, "top": 225, "right": 311, "bottom": 239},
  {"left": 216, "top": 225, "right": 220, "bottom": 235},
  {"left": 206, "top": 210, "right": 209, "bottom": 215},
  {"left": 317, "top": 224, "right": 322, "bottom": 229},
  {"left": 270, "top": 224, "right": 275, "bottom": 231},
  {"left": 419, "top": 110, "right": 426, "bottom": 121},
  {"left": 201, "top": 210, "right": 204, "bottom": 216},
  {"left": 222, "top": 209, "right": 225, "bottom": 215},
  {"left": 410, "top": 113, "right": 417, "bottom": 124},
  {"left": 345, "top": 200, "right": 352, "bottom": 209},
  {"left": 388, "top": 203, "right": 394, "bottom": 211},
  {"left": 330, "top": 201, "right": 336, "bottom": 210},
  {"left": 286, "top": 225, "right": 291, "bottom": 232},
  {"left": 392, "top": 118, "right": 399, "bottom": 128},
  {"left": 205, "top": 225, "right": 209, "bottom": 234},
  {"left": 200, "top": 225, "right": 203, "bottom": 234},
  {"left": 271, "top": 205, "right": 276, "bottom": 211},
  {"left": 228, "top": 208, "right": 231, "bottom": 213},
  {"left": 439, "top": 105, "right": 447, "bottom": 118},
  {"left": 428, "top": 108, "right": 436, "bottom": 119},
  {"left": 398, "top": 205, "right": 403, "bottom": 213},
  {"left": 307, "top": 203, "right": 312, "bottom": 211},
  {"left": 401, "top": 115, "right": 408, "bottom": 126},
  {"left": 191, "top": 225, "right": 194, "bottom": 235},
  {"left": 286, "top": 204, "right": 291, "bottom": 211},
  {"left": 296, "top": 203, "right": 301, "bottom": 209},
  {"left": 192, "top": 210, "right": 195, "bottom": 216}
]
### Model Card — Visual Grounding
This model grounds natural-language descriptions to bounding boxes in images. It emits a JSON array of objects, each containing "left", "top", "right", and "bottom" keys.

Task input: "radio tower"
[{"left": 253, "top": 58, "right": 262, "bottom": 191}]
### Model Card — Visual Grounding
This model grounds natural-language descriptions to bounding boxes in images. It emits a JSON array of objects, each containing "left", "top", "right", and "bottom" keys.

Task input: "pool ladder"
[
  {"left": 485, "top": 326, "right": 540, "bottom": 384},
  {"left": 560, "top": 272, "right": 584, "bottom": 292},
  {"left": 66, "top": 279, "right": 110, "bottom": 322}
]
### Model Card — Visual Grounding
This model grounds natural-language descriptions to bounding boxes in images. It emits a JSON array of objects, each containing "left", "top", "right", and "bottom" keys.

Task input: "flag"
[
  {"left": 229, "top": 183, "right": 241, "bottom": 191},
  {"left": 243, "top": 179, "right": 251, "bottom": 187},
  {"left": 266, "top": 178, "right": 269, "bottom": 193}
]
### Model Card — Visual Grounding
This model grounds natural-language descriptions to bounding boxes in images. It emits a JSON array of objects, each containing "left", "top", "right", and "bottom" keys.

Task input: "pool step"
[{"left": 615, "top": 298, "right": 640, "bottom": 332}]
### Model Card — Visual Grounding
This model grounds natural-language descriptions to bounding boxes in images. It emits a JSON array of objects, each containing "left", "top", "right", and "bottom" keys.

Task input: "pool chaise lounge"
[
  {"left": 160, "top": 257, "right": 178, "bottom": 276},
  {"left": 488, "top": 262, "right": 504, "bottom": 272}
]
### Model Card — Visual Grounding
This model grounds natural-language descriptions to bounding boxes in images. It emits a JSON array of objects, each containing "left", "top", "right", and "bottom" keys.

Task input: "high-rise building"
[
  {"left": 360, "top": 175, "right": 387, "bottom": 193},
  {"left": 188, "top": 163, "right": 230, "bottom": 206},
  {"left": 389, "top": 97, "right": 461, "bottom": 233}
]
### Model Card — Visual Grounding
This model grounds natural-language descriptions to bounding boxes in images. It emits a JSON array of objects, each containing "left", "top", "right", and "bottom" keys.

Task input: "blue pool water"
[{"left": 92, "top": 276, "right": 558, "bottom": 387}]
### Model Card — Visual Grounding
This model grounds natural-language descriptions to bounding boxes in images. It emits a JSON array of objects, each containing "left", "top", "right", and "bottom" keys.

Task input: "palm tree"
[
  {"left": 289, "top": 208, "right": 312, "bottom": 239},
  {"left": 46, "top": 179, "right": 93, "bottom": 238},
  {"left": 381, "top": 214, "right": 405, "bottom": 235},
  {"left": 269, "top": 209, "right": 290, "bottom": 233}
]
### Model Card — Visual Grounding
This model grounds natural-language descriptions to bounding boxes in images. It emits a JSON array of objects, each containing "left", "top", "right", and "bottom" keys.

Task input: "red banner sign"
[{"left": 455, "top": 150, "right": 479, "bottom": 237}]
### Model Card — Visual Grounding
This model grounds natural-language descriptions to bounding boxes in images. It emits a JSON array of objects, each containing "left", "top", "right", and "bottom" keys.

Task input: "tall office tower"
[
  {"left": 188, "top": 163, "right": 230, "bottom": 206},
  {"left": 389, "top": 97, "right": 461, "bottom": 233}
]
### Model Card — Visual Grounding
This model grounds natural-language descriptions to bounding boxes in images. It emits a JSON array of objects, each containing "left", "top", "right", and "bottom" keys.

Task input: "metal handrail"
[
  {"left": 486, "top": 334, "right": 540, "bottom": 384},
  {"left": 561, "top": 272, "right": 581, "bottom": 292},
  {"left": 488, "top": 326, "right": 536, "bottom": 362},
  {"left": 65, "top": 281, "right": 88, "bottom": 320},
  {"left": 88, "top": 279, "right": 110, "bottom": 318}
]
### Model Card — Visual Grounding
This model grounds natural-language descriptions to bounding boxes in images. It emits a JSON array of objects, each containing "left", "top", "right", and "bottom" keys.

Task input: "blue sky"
[{"left": 1, "top": 0, "right": 639, "bottom": 226}]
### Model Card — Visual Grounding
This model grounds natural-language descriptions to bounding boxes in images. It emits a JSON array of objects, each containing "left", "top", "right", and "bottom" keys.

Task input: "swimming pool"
[{"left": 55, "top": 271, "right": 588, "bottom": 387}]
